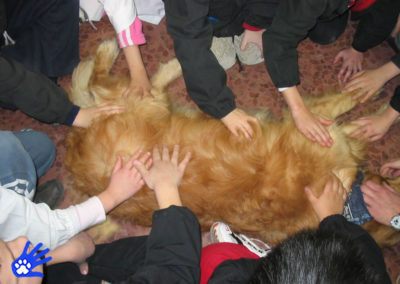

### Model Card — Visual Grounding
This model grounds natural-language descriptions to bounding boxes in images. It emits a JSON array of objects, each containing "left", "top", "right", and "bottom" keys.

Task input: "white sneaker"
[
  {"left": 210, "top": 37, "right": 236, "bottom": 70},
  {"left": 210, "top": 222, "right": 271, "bottom": 257},
  {"left": 233, "top": 33, "right": 264, "bottom": 66},
  {"left": 210, "top": 222, "right": 239, "bottom": 244}
]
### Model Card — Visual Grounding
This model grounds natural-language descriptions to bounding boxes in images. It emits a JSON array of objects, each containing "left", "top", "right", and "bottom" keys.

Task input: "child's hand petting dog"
[
  {"left": 305, "top": 174, "right": 347, "bottom": 221},
  {"left": 134, "top": 144, "right": 191, "bottom": 209},
  {"left": 73, "top": 103, "right": 126, "bottom": 128},
  {"left": 98, "top": 149, "right": 152, "bottom": 213}
]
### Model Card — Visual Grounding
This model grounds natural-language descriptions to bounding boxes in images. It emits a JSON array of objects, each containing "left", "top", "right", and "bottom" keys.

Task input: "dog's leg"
[{"left": 151, "top": 58, "right": 182, "bottom": 91}]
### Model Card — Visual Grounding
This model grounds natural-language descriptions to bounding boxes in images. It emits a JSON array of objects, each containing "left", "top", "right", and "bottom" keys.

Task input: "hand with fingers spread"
[
  {"left": 334, "top": 47, "right": 364, "bottom": 83},
  {"left": 221, "top": 108, "right": 259, "bottom": 140},
  {"left": 350, "top": 106, "right": 399, "bottom": 142},
  {"left": 380, "top": 159, "right": 400, "bottom": 179},
  {"left": 240, "top": 29, "right": 265, "bottom": 55},
  {"left": 343, "top": 60, "right": 400, "bottom": 103},
  {"left": 134, "top": 144, "right": 191, "bottom": 209},
  {"left": 72, "top": 103, "right": 126, "bottom": 128},
  {"left": 361, "top": 180, "right": 400, "bottom": 226},
  {"left": 343, "top": 69, "right": 386, "bottom": 103},
  {"left": 305, "top": 175, "right": 347, "bottom": 221},
  {"left": 98, "top": 150, "right": 152, "bottom": 213}
]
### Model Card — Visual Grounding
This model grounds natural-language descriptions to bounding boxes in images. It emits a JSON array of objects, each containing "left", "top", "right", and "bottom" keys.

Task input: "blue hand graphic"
[{"left": 11, "top": 241, "right": 52, "bottom": 278}]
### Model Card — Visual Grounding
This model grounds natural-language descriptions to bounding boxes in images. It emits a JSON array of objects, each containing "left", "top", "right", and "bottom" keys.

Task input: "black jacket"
[
  {"left": 0, "top": 55, "right": 79, "bottom": 125},
  {"left": 264, "top": 0, "right": 400, "bottom": 89},
  {"left": 125, "top": 206, "right": 202, "bottom": 283},
  {"left": 163, "top": 0, "right": 277, "bottom": 119},
  {"left": 208, "top": 215, "right": 391, "bottom": 283}
]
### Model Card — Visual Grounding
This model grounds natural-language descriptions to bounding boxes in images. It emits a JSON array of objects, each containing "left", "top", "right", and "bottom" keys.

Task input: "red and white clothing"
[
  {"left": 79, "top": 0, "right": 165, "bottom": 48},
  {"left": 103, "top": 0, "right": 145, "bottom": 48}
]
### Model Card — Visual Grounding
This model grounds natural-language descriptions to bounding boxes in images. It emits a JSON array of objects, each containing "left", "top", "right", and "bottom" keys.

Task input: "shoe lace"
[
  {"left": 3, "top": 31, "right": 15, "bottom": 46},
  {"left": 79, "top": 7, "right": 98, "bottom": 30}
]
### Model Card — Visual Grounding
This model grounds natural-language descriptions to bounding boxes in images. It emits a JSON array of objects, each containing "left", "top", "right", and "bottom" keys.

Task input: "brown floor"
[{"left": 2, "top": 16, "right": 400, "bottom": 282}]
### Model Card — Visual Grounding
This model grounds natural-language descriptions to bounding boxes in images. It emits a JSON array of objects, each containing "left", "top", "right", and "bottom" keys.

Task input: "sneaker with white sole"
[{"left": 210, "top": 221, "right": 271, "bottom": 257}]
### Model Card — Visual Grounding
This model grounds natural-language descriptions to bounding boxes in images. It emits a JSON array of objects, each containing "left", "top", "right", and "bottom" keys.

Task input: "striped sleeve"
[{"left": 117, "top": 17, "right": 146, "bottom": 48}]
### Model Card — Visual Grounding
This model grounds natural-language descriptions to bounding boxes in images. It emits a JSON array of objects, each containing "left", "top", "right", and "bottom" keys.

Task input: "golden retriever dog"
[{"left": 65, "top": 39, "right": 399, "bottom": 247}]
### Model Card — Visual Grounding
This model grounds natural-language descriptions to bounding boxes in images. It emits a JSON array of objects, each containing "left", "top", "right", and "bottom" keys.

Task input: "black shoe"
[{"left": 33, "top": 179, "right": 65, "bottom": 209}]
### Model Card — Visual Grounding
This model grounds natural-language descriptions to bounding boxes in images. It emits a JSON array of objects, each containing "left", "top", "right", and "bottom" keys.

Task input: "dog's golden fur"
[{"left": 66, "top": 39, "right": 399, "bottom": 246}]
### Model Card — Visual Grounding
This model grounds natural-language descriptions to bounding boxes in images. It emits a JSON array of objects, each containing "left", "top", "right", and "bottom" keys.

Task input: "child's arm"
[
  {"left": 0, "top": 150, "right": 151, "bottom": 250},
  {"left": 46, "top": 232, "right": 94, "bottom": 268},
  {"left": 103, "top": 0, "right": 151, "bottom": 98}
]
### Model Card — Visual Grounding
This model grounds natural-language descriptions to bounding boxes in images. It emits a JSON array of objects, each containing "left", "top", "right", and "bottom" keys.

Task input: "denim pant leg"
[
  {"left": 0, "top": 130, "right": 55, "bottom": 200},
  {"left": 13, "top": 129, "right": 56, "bottom": 177}
]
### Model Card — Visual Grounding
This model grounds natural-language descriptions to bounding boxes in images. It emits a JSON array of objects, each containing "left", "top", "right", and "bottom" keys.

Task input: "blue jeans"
[
  {"left": 0, "top": 129, "right": 56, "bottom": 200},
  {"left": 343, "top": 171, "right": 373, "bottom": 225}
]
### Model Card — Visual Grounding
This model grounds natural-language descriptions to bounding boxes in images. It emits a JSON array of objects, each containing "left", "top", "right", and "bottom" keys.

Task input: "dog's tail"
[
  {"left": 69, "top": 39, "right": 120, "bottom": 107},
  {"left": 70, "top": 56, "right": 95, "bottom": 108},
  {"left": 91, "top": 39, "right": 120, "bottom": 78},
  {"left": 151, "top": 58, "right": 182, "bottom": 92}
]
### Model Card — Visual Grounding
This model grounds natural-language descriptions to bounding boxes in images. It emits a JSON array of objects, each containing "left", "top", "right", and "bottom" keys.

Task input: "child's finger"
[
  {"left": 304, "top": 186, "right": 317, "bottom": 204},
  {"left": 126, "top": 150, "right": 143, "bottom": 169},
  {"left": 178, "top": 152, "right": 192, "bottom": 172},
  {"left": 152, "top": 145, "right": 161, "bottom": 161},
  {"left": 144, "top": 157, "right": 153, "bottom": 170},
  {"left": 162, "top": 144, "right": 170, "bottom": 161},
  {"left": 112, "top": 156, "right": 123, "bottom": 174},
  {"left": 171, "top": 145, "right": 180, "bottom": 164},
  {"left": 133, "top": 160, "right": 149, "bottom": 180}
]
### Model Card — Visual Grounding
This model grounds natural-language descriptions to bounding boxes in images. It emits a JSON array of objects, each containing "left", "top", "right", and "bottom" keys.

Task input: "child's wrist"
[
  {"left": 154, "top": 185, "right": 181, "bottom": 209},
  {"left": 98, "top": 188, "right": 118, "bottom": 213},
  {"left": 383, "top": 106, "right": 400, "bottom": 123}
]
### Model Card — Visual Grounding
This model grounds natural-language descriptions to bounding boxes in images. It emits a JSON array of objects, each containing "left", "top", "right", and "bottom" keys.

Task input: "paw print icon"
[
  {"left": 14, "top": 259, "right": 31, "bottom": 275},
  {"left": 11, "top": 241, "right": 52, "bottom": 278}
]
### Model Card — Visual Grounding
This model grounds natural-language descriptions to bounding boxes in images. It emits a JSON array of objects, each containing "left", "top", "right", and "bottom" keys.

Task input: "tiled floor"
[{"left": 2, "top": 16, "right": 400, "bottom": 282}]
